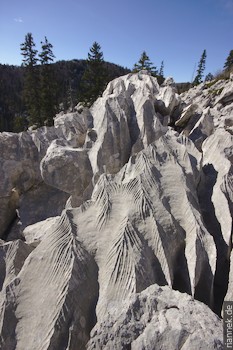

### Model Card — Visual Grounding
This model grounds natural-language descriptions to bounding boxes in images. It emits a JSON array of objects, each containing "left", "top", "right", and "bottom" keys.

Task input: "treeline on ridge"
[
  {"left": 1, "top": 32, "right": 233, "bottom": 133},
  {"left": 0, "top": 34, "right": 130, "bottom": 132}
]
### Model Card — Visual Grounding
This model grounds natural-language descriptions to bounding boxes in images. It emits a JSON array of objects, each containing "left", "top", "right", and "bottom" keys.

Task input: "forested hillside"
[{"left": 0, "top": 60, "right": 130, "bottom": 132}]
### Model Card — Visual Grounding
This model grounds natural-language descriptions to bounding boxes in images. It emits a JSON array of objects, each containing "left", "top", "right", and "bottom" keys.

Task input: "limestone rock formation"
[
  {"left": 0, "top": 71, "right": 232, "bottom": 349},
  {"left": 87, "top": 284, "right": 223, "bottom": 350}
]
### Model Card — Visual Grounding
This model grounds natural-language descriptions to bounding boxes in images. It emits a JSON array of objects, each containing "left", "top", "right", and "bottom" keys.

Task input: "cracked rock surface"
[{"left": 0, "top": 71, "right": 232, "bottom": 349}]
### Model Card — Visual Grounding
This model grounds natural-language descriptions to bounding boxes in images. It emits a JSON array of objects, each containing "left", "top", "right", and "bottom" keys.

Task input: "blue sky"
[{"left": 0, "top": 0, "right": 233, "bottom": 82}]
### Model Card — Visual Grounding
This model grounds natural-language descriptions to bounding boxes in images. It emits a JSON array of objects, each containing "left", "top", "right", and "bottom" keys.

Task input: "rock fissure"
[{"left": 0, "top": 71, "right": 232, "bottom": 349}]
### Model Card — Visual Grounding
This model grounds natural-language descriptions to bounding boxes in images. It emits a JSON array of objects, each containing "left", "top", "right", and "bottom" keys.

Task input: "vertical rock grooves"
[
  {"left": 0, "top": 212, "right": 99, "bottom": 350},
  {"left": 1, "top": 71, "right": 232, "bottom": 348}
]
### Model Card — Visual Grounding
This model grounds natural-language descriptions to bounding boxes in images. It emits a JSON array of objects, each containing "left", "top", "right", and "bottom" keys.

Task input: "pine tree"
[
  {"left": 159, "top": 60, "right": 164, "bottom": 77},
  {"left": 157, "top": 60, "right": 165, "bottom": 84},
  {"left": 193, "top": 50, "right": 207, "bottom": 85},
  {"left": 224, "top": 50, "right": 233, "bottom": 71},
  {"left": 79, "top": 42, "right": 107, "bottom": 106},
  {"left": 133, "top": 51, "right": 158, "bottom": 76},
  {"left": 20, "top": 33, "right": 40, "bottom": 126},
  {"left": 39, "top": 37, "right": 57, "bottom": 126},
  {"left": 205, "top": 73, "right": 214, "bottom": 82}
]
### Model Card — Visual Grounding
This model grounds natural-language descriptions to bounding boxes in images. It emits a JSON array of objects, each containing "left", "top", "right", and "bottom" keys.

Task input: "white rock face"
[
  {"left": 0, "top": 71, "right": 232, "bottom": 349},
  {"left": 87, "top": 284, "right": 223, "bottom": 350},
  {"left": 41, "top": 139, "right": 93, "bottom": 196}
]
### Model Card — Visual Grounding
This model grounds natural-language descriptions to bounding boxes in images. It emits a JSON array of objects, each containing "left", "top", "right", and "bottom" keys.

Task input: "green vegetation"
[
  {"left": 0, "top": 35, "right": 130, "bottom": 132},
  {"left": 209, "top": 87, "right": 224, "bottom": 96},
  {"left": 224, "top": 50, "right": 233, "bottom": 71},
  {"left": 1, "top": 37, "right": 232, "bottom": 132},
  {"left": 20, "top": 33, "right": 41, "bottom": 126},
  {"left": 78, "top": 42, "right": 108, "bottom": 107},
  {"left": 20, "top": 33, "right": 57, "bottom": 127},
  {"left": 39, "top": 37, "right": 57, "bottom": 126},
  {"left": 133, "top": 51, "right": 164, "bottom": 84},
  {"left": 205, "top": 73, "right": 214, "bottom": 82},
  {"left": 193, "top": 50, "right": 207, "bottom": 85},
  {"left": 133, "top": 51, "right": 158, "bottom": 75},
  {"left": 204, "top": 80, "right": 217, "bottom": 89}
]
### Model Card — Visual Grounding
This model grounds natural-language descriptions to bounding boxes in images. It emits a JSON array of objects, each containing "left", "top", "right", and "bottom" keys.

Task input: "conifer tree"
[
  {"left": 157, "top": 60, "right": 165, "bottom": 84},
  {"left": 205, "top": 73, "right": 214, "bottom": 82},
  {"left": 79, "top": 42, "right": 107, "bottom": 106},
  {"left": 133, "top": 51, "right": 158, "bottom": 76},
  {"left": 193, "top": 50, "right": 207, "bottom": 85},
  {"left": 39, "top": 36, "right": 57, "bottom": 126},
  {"left": 159, "top": 60, "right": 164, "bottom": 77},
  {"left": 224, "top": 50, "right": 233, "bottom": 71},
  {"left": 20, "top": 33, "right": 40, "bottom": 126}
]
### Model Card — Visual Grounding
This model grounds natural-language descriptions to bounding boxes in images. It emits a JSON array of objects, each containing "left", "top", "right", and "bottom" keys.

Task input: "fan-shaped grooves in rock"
[
  {"left": 90, "top": 132, "right": 216, "bottom": 321},
  {"left": 92, "top": 175, "right": 113, "bottom": 230},
  {"left": 1, "top": 71, "right": 232, "bottom": 349},
  {"left": 105, "top": 217, "right": 144, "bottom": 299},
  {"left": 0, "top": 212, "right": 99, "bottom": 350}
]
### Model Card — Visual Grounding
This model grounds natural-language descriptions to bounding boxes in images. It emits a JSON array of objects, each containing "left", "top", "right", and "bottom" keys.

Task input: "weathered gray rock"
[
  {"left": 181, "top": 106, "right": 214, "bottom": 149},
  {"left": 0, "top": 239, "right": 33, "bottom": 348},
  {"left": 41, "top": 139, "right": 93, "bottom": 196},
  {"left": 0, "top": 213, "right": 99, "bottom": 350},
  {"left": 181, "top": 77, "right": 233, "bottom": 133},
  {"left": 87, "top": 284, "right": 223, "bottom": 350},
  {"left": 216, "top": 83, "right": 233, "bottom": 106},
  {"left": 0, "top": 132, "right": 41, "bottom": 238},
  {"left": 0, "top": 110, "right": 92, "bottom": 238},
  {"left": 0, "top": 71, "right": 232, "bottom": 349},
  {"left": 0, "top": 127, "right": 218, "bottom": 349},
  {"left": 23, "top": 216, "right": 60, "bottom": 247},
  {"left": 54, "top": 109, "right": 93, "bottom": 147},
  {"left": 158, "top": 84, "right": 181, "bottom": 115},
  {"left": 197, "top": 128, "right": 233, "bottom": 314},
  {"left": 201, "top": 129, "right": 232, "bottom": 247},
  {"left": 175, "top": 103, "right": 198, "bottom": 127},
  {"left": 88, "top": 71, "right": 163, "bottom": 178}
]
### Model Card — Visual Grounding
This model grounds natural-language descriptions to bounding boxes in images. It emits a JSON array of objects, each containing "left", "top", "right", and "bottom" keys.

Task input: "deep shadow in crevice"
[
  {"left": 1, "top": 211, "right": 20, "bottom": 241},
  {"left": 172, "top": 242, "right": 192, "bottom": 296},
  {"left": 194, "top": 239, "right": 216, "bottom": 308},
  {"left": 197, "top": 164, "right": 230, "bottom": 316}
]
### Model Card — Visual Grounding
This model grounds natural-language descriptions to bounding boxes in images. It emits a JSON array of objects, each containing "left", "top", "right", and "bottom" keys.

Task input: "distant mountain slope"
[{"left": 0, "top": 60, "right": 130, "bottom": 132}]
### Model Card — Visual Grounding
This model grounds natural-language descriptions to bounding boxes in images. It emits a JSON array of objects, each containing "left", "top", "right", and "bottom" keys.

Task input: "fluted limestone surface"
[{"left": 0, "top": 71, "right": 232, "bottom": 349}]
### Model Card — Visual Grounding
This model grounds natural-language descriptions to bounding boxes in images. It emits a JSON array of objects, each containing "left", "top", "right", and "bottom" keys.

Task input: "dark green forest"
[
  {"left": 1, "top": 32, "right": 232, "bottom": 134},
  {"left": 0, "top": 59, "right": 130, "bottom": 132}
]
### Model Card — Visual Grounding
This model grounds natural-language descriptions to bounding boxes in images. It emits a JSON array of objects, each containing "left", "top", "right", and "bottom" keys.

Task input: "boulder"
[
  {"left": 0, "top": 132, "right": 41, "bottom": 238},
  {"left": 175, "top": 103, "right": 198, "bottom": 127},
  {"left": 54, "top": 109, "right": 92, "bottom": 147},
  {"left": 182, "top": 107, "right": 214, "bottom": 149},
  {"left": 88, "top": 284, "right": 223, "bottom": 350},
  {"left": 158, "top": 85, "right": 181, "bottom": 115},
  {"left": 216, "top": 83, "right": 233, "bottom": 106},
  {"left": 41, "top": 139, "right": 93, "bottom": 196}
]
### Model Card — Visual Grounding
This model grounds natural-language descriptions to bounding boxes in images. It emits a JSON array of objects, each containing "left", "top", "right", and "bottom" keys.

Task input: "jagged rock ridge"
[{"left": 0, "top": 71, "right": 232, "bottom": 349}]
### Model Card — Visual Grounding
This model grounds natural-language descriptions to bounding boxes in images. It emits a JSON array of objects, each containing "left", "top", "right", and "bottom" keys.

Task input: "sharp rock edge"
[{"left": 0, "top": 71, "right": 232, "bottom": 349}]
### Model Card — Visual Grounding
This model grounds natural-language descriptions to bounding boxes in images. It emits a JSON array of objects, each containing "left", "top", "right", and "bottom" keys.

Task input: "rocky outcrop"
[
  {"left": 0, "top": 71, "right": 232, "bottom": 349},
  {"left": 88, "top": 284, "right": 223, "bottom": 350},
  {"left": 0, "top": 111, "right": 92, "bottom": 239}
]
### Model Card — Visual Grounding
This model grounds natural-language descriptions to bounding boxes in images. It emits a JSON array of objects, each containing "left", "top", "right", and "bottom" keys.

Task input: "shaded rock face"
[
  {"left": 0, "top": 71, "right": 232, "bottom": 349},
  {"left": 88, "top": 284, "right": 223, "bottom": 350}
]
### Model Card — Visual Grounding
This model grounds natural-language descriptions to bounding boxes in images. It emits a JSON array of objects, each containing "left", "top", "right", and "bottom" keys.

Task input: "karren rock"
[
  {"left": 1, "top": 70, "right": 232, "bottom": 349},
  {"left": 87, "top": 284, "right": 223, "bottom": 350}
]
